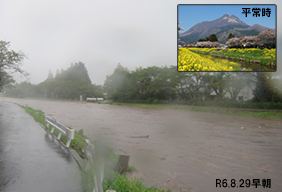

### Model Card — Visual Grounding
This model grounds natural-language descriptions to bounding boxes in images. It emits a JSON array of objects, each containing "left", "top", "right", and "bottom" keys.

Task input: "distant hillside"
[
  {"left": 179, "top": 14, "right": 273, "bottom": 44},
  {"left": 234, "top": 24, "right": 274, "bottom": 32}
]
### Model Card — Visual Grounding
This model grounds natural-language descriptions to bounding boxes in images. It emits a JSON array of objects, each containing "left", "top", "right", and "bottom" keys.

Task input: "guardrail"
[
  {"left": 84, "top": 139, "right": 104, "bottom": 192},
  {"left": 45, "top": 116, "right": 106, "bottom": 191},
  {"left": 45, "top": 116, "right": 75, "bottom": 147}
]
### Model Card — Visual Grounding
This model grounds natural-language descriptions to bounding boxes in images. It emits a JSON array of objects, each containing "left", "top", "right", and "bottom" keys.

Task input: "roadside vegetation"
[{"left": 19, "top": 104, "right": 170, "bottom": 192}]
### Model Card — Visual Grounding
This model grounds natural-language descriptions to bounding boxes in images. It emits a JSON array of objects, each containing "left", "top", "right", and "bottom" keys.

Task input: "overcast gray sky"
[{"left": 1, "top": 0, "right": 281, "bottom": 85}]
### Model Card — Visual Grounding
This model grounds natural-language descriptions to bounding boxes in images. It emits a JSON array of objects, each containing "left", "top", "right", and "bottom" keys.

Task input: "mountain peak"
[
  {"left": 179, "top": 13, "right": 262, "bottom": 44},
  {"left": 252, "top": 23, "right": 262, "bottom": 27},
  {"left": 220, "top": 14, "right": 240, "bottom": 23}
]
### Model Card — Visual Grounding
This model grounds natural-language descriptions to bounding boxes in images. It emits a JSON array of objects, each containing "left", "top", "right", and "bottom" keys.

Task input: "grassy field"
[
  {"left": 113, "top": 103, "right": 282, "bottom": 120},
  {"left": 188, "top": 47, "right": 276, "bottom": 65},
  {"left": 19, "top": 104, "right": 170, "bottom": 192}
]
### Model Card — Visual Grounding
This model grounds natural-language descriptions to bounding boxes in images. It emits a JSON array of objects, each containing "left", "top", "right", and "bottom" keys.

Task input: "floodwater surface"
[{"left": 1, "top": 97, "right": 282, "bottom": 192}]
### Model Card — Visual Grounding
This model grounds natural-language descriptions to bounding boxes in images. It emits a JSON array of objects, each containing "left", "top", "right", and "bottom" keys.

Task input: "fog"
[{"left": 0, "top": 0, "right": 281, "bottom": 86}]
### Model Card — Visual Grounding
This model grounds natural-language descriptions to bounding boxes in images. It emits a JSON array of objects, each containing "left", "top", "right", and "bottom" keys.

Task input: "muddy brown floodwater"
[{"left": 2, "top": 97, "right": 282, "bottom": 192}]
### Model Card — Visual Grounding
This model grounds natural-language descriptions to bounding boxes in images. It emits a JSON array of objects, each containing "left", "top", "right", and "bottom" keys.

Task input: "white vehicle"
[
  {"left": 86, "top": 98, "right": 104, "bottom": 102},
  {"left": 86, "top": 98, "right": 97, "bottom": 102}
]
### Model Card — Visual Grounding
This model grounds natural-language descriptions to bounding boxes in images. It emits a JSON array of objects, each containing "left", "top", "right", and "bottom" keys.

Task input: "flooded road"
[
  {"left": 0, "top": 101, "right": 83, "bottom": 192},
  {"left": 1, "top": 97, "right": 282, "bottom": 192}
]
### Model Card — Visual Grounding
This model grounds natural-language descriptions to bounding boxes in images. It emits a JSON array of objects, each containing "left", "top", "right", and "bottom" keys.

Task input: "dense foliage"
[
  {"left": 198, "top": 33, "right": 218, "bottom": 42},
  {"left": 0, "top": 41, "right": 28, "bottom": 91},
  {"left": 225, "top": 30, "right": 276, "bottom": 48},
  {"left": 5, "top": 62, "right": 104, "bottom": 100},
  {"left": 104, "top": 64, "right": 282, "bottom": 105},
  {"left": 227, "top": 33, "right": 235, "bottom": 40}
]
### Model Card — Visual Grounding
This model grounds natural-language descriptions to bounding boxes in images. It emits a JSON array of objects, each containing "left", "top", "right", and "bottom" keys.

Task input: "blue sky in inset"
[{"left": 178, "top": 4, "right": 276, "bottom": 33}]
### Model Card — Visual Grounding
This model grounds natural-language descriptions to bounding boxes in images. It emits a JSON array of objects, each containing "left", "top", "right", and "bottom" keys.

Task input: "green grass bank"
[{"left": 112, "top": 103, "right": 282, "bottom": 120}]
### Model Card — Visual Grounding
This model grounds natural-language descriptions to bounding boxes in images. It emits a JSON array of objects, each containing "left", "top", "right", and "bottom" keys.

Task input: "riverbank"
[
  {"left": 112, "top": 103, "right": 282, "bottom": 120},
  {"left": 18, "top": 103, "right": 171, "bottom": 192}
]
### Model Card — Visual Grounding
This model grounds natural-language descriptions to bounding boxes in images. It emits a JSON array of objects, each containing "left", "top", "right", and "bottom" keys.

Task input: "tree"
[
  {"left": 240, "top": 36, "right": 260, "bottom": 48},
  {"left": 103, "top": 63, "right": 131, "bottom": 101},
  {"left": 92, "top": 84, "right": 104, "bottom": 98},
  {"left": 225, "top": 73, "right": 251, "bottom": 100},
  {"left": 209, "top": 34, "right": 218, "bottom": 42},
  {"left": 55, "top": 69, "right": 60, "bottom": 78},
  {"left": 51, "top": 62, "right": 93, "bottom": 99},
  {"left": 198, "top": 38, "right": 207, "bottom": 42},
  {"left": 225, "top": 37, "right": 241, "bottom": 47},
  {"left": 5, "top": 81, "right": 34, "bottom": 98},
  {"left": 252, "top": 73, "right": 282, "bottom": 102},
  {"left": 0, "top": 41, "right": 28, "bottom": 90},
  {"left": 227, "top": 33, "right": 235, "bottom": 40},
  {"left": 0, "top": 71, "right": 15, "bottom": 90},
  {"left": 209, "top": 72, "right": 229, "bottom": 100},
  {"left": 257, "top": 30, "right": 276, "bottom": 48},
  {"left": 195, "top": 41, "right": 224, "bottom": 48},
  {"left": 47, "top": 69, "right": 54, "bottom": 80}
]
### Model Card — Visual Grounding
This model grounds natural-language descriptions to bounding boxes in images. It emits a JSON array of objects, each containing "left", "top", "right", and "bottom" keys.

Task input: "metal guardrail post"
[
  {"left": 66, "top": 129, "right": 75, "bottom": 147},
  {"left": 45, "top": 116, "right": 75, "bottom": 148},
  {"left": 84, "top": 139, "right": 104, "bottom": 192}
]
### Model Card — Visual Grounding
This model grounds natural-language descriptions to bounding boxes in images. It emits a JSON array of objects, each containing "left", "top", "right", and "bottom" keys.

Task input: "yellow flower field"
[{"left": 178, "top": 48, "right": 242, "bottom": 71}]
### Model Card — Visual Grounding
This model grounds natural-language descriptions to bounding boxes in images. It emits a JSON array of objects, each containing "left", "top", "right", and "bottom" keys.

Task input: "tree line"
[
  {"left": 4, "top": 63, "right": 282, "bottom": 105},
  {"left": 225, "top": 30, "right": 276, "bottom": 48},
  {"left": 1, "top": 40, "right": 281, "bottom": 105},
  {"left": 180, "top": 30, "right": 276, "bottom": 49},
  {"left": 104, "top": 64, "right": 282, "bottom": 104},
  {"left": 5, "top": 62, "right": 104, "bottom": 100}
]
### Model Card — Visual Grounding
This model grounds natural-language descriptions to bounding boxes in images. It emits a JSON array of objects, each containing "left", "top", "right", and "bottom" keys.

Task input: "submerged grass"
[
  {"left": 113, "top": 103, "right": 282, "bottom": 119},
  {"left": 19, "top": 104, "right": 170, "bottom": 192}
]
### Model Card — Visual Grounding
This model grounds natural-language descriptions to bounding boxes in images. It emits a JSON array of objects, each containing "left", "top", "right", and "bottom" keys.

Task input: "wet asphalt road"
[
  {"left": 0, "top": 101, "right": 83, "bottom": 192},
  {"left": 1, "top": 97, "right": 282, "bottom": 192}
]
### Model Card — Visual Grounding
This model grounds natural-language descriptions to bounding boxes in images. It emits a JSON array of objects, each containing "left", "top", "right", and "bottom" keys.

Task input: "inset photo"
[{"left": 178, "top": 4, "right": 277, "bottom": 72}]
